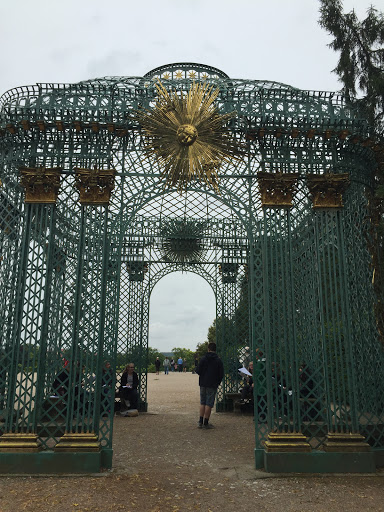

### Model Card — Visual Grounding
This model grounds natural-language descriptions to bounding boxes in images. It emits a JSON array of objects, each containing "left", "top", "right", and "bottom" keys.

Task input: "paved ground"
[{"left": 0, "top": 372, "right": 384, "bottom": 511}]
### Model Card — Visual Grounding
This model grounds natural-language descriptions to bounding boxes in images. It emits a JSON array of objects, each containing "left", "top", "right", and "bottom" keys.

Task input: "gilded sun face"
[{"left": 134, "top": 80, "right": 238, "bottom": 193}]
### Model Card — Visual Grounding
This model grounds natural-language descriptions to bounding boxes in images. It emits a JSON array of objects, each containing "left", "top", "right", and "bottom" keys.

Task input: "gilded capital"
[
  {"left": 19, "top": 167, "right": 61, "bottom": 204},
  {"left": 307, "top": 173, "right": 350, "bottom": 208},
  {"left": 74, "top": 168, "right": 116, "bottom": 206},
  {"left": 257, "top": 172, "right": 299, "bottom": 208}
]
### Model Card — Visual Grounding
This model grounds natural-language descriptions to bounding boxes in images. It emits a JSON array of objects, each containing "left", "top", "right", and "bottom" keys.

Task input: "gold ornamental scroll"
[
  {"left": 134, "top": 80, "right": 239, "bottom": 193},
  {"left": 257, "top": 172, "right": 299, "bottom": 208},
  {"left": 307, "top": 173, "right": 350, "bottom": 208},
  {"left": 74, "top": 168, "right": 116, "bottom": 206},
  {"left": 20, "top": 167, "right": 61, "bottom": 204}
]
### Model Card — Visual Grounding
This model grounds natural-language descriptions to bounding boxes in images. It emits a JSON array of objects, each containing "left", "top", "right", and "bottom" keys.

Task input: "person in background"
[
  {"left": 196, "top": 342, "right": 224, "bottom": 429},
  {"left": 170, "top": 358, "right": 175, "bottom": 372},
  {"left": 120, "top": 363, "right": 139, "bottom": 412},
  {"left": 163, "top": 357, "right": 170, "bottom": 375},
  {"left": 177, "top": 356, "right": 183, "bottom": 372},
  {"left": 155, "top": 357, "right": 161, "bottom": 375},
  {"left": 192, "top": 355, "right": 199, "bottom": 374},
  {"left": 240, "top": 360, "right": 253, "bottom": 402}
]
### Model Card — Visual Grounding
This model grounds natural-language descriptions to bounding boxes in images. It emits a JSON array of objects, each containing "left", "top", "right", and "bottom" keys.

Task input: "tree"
[
  {"left": 319, "top": 0, "right": 384, "bottom": 341},
  {"left": 319, "top": 0, "right": 384, "bottom": 137},
  {"left": 207, "top": 319, "right": 217, "bottom": 345},
  {"left": 171, "top": 347, "right": 195, "bottom": 369},
  {"left": 195, "top": 341, "right": 208, "bottom": 361}
]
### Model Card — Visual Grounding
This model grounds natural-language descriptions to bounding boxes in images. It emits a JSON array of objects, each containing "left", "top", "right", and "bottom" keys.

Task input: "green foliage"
[
  {"left": 115, "top": 346, "right": 163, "bottom": 370},
  {"left": 147, "top": 347, "right": 164, "bottom": 364},
  {"left": 319, "top": 0, "right": 384, "bottom": 343},
  {"left": 195, "top": 341, "right": 209, "bottom": 360},
  {"left": 207, "top": 319, "right": 217, "bottom": 345},
  {"left": 171, "top": 347, "right": 195, "bottom": 369},
  {"left": 319, "top": 0, "right": 384, "bottom": 137}
]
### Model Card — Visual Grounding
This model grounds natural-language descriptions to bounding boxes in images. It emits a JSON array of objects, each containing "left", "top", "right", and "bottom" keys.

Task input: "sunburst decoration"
[
  {"left": 160, "top": 218, "right": 206, "bottom": 264},
  {"left": 134, "top": 80, "right": 238, "bottom": 193}
]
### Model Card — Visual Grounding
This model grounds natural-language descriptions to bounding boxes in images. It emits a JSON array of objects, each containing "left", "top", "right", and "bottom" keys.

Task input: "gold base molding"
[
  {"left": 264, "top": 432, "right": 311, "bottom": 453},
  {"left": 324, "top": 432, "right": 370, "bottom": 452},
  {"left": 0, "top": 433, "right": 41, "bottom": 453},
  {"left": 54, "top": 433, "right": 100, "bottom": 453}
]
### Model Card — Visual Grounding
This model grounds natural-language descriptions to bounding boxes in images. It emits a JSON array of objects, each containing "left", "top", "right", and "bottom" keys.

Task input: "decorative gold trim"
[
  {"left": 133, "top": 80, "right": 238, "bottom": 193},
  {"left": 74, "top": 168, "right": 116, "bottom": 206},
  {"left": 264, "top": 432, "right": 311, "bottom": 453},
  {"left": 307, "top": 173, "right": 350, "bottom": 208},
  {"left": 257, "top": 172, "right": 299, "bottom": 208},
  {"left": 36, "top": 121, "right": 45, "bottom": 132},
  {"left": 0, "top": 433, "right": 41, "bottom": 453},
  {"left": 324, "top": 432, "right": 370, "bottom": 453},
  {"left": 54, "top": 432, "right": 100, "bottom": 453},
  {"left": 20, "top": 167, "right": 61, "bottom": 204}
]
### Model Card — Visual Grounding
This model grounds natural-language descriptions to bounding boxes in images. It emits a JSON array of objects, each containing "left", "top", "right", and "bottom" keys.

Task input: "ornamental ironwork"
[
  {"left": 74, "top": 168, "right": 116, "bottom": 205},
  {"left": 134, "top": 81, "right": 238, "bottom": 193},
  {"left": 0, "top": 62, "right": 383, "bottom": 475},
  {"left": 19, "top": 167, "right": 61, "bottom": 204},
  {"left": 160, "top": 218, "right": 206, "bottom": 264},
  {"left": 307, "top": 173, "right": 350, "bottom": 208},
  {"left": 257, "top": 172, "right": 299, "bottom": 208}
]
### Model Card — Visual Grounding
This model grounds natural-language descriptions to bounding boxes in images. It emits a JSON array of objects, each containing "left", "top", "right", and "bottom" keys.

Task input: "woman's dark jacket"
[
  {"left": 120, "top": 371, "right": 139, "bottom": 390},
  {"left": 196, "top": 352, "right": 224, "bottom": 389}
]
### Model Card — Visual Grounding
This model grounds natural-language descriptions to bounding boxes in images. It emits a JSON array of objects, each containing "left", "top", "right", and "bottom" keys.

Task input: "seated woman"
[
  {"left": 119, "top": 363, "right": 139, "bottom": 411},
  {"left": 240, "top": 361, "right": 254, "bottom": 402}
]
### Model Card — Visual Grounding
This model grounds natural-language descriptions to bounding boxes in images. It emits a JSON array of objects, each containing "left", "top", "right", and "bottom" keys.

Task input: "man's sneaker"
[
  {"left": 203, "top": 423, "right": 215, "bottom": 429},
  {"left": 197, "top": 422, "right": 203, "bottom": 429}
]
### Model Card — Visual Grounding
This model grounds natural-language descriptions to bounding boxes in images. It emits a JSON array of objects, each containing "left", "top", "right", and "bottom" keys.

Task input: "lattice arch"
[{"left": 0, "top": 62, "right": 383, "bottom": 474}]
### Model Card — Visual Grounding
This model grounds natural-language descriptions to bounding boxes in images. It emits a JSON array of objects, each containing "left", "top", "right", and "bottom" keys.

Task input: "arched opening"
[{"left": 149, "top": 272, "right": 215, "bottom": 353}]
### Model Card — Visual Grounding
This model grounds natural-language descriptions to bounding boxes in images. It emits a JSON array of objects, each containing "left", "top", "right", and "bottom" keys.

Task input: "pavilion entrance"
[{"left": 0, "top": 62, "right": 383, "bottom": 473}]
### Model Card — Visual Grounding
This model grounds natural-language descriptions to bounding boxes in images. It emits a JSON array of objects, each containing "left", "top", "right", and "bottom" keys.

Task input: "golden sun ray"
[{"left": 134, "top": 80, "right": 238, "bottom": 193}]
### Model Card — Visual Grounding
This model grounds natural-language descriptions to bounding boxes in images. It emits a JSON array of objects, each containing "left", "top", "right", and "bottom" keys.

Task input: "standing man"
[
  {"left": 196, "top": 342, "right": 224, "bottom": 429},
  {"left": 155, "top": 357, "right": 161, "bottom": 375},
  {"left": 163, "top": 357, "right": 170, "bottom": 375},
  {"left": 177, "top": 356, "right": 183, "bottom": 372}
]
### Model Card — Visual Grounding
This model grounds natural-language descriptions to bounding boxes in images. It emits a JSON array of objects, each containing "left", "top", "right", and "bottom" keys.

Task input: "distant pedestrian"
[
  {"left": 196, "top": 342, "right": 224, "bottom": 429},
  {"left": 177, "top": 357, "right": 183, "bottom": 372},
  {"left": 155, "top": 357, "right": 161, "bottom": 375},
  {"left": 163, "top": 357, "right": 170, "bottom": 375},
  {"left": 170, "top": 359, "right": 175, "bottom": 372}
]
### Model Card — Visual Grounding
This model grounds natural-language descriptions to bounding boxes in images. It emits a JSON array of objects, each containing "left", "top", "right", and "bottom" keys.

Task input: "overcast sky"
[{"left": 0, "top": 0, "right": 377, "bottom": 352}]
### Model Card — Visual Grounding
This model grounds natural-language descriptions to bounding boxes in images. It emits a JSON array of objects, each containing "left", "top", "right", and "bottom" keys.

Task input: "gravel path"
[{"left": 0, "top": 372, "right": 383, "bottom": 511}]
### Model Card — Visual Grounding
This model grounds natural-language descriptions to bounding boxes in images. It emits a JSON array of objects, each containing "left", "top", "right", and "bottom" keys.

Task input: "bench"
[{"left": 224, "top": 392, "right": 241, "bottom": 412}]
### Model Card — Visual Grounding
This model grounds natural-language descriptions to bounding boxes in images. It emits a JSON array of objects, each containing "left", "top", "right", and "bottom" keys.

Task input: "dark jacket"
[
  {"left": 196, "top": 352, "right": 224, "bottom": 389},
  {"left": 120, "top": 371, "right": 139, "bottom": 390}
]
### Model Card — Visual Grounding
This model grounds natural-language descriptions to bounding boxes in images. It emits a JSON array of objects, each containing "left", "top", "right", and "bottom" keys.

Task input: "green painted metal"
[
  {"left": 0, "top": 452, "right": 102, "bottom": 474},
  {"left": 264, "top": 451, "right": 376, "bottom": 473},
  {"left": 0, "top": 62, "right": 383, "bottom": 473}
]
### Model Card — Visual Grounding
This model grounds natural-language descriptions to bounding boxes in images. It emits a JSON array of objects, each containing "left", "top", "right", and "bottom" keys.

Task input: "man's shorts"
[{"left": 200, "top": 386, "right": 217, "bottom": 408}]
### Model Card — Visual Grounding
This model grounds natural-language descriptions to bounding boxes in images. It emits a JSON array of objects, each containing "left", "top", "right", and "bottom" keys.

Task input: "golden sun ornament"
[{"left": 135, "top": 80, "right": 238, "bottom": 193}]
